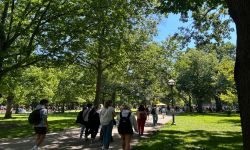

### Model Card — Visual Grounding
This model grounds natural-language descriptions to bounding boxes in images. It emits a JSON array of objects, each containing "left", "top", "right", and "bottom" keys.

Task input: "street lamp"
[{"left": 168, "top": 79, "right": 176, "bottom": 125}]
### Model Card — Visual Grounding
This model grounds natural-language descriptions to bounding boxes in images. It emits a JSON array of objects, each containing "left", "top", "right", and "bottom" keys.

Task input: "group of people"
[
  {"left": 77, "top": 102, "right": 161, "bottom": 150},
  {"left": 31, "top": 99, "right": 163, "bottom": 150},
  {"left": 77, "top": 100, "right": 137, "bottom": 150}
]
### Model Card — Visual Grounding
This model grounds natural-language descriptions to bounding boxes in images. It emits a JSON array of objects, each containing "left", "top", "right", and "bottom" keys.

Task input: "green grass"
[
  {"left": 0, "top": 112, "right": 79, "bottom": 139},
  {"left": 133, "top": 113, "right": 243, "bottom": 150}
]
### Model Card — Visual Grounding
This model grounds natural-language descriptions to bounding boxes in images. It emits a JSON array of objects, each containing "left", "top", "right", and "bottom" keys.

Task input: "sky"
[{"left": 153, "top": 14, "right": 237, "bottom": 45}]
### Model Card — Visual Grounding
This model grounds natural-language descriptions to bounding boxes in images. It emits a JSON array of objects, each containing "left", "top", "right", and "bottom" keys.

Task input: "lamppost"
[{"left": 168, "top": 79, "right": 176, "bottom": 125}]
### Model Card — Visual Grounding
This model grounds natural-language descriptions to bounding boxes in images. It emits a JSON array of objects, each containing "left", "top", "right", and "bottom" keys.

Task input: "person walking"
[
  {"left": 99, "top": 100, "right": 115, "bottom": 150},
  {"left": 88, "top": 105, "right": 100, "bottom": 143},
  {"left": 76, "top": 105, "right": 87, "bottom": 139},
  {"left": 136, "top": 105, "right": 147, "bottom": 135},
  {"left": 161, "top": 106, "right": 167, "bottom": 119},
  {"left": 151, "top": 105, "right": 159, "bottom": 126},
  {"left": 117, "top": 104, "right": 138, "bottom": 150},
  {"left": 82, "top": 103, "right": 92, "bottom": 141},
  {"left": 32, "top": 99, "right": 49, "bottom": 150}
]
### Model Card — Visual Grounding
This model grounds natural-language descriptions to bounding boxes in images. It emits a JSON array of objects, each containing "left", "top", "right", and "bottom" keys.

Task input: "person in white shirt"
[{"left": 99, "top": 100, "right": 115, "bottom": 150}]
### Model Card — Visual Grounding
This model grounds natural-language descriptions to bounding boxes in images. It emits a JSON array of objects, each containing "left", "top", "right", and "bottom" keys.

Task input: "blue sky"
[{"left": 153, "top": 14, "right": 237, "bottom": 45}]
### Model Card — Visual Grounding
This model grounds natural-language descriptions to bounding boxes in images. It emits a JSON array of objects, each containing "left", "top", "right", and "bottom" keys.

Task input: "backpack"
[
  {"left": 76, "top": 110, "right": 84, "bottom": 124},
  {"left": 28, "top": 109, "right": 42, "bottom": 125},
  {"left": 118, "top": 112, "right": 133, "bottom": 134},
  {"left": 151, "top": 108, "right": 156, "bottom": 115}
]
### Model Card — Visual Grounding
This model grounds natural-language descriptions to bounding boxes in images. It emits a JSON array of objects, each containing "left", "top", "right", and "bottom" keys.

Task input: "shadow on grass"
[
  {"left": 133, "top": 129, "right": 243, "bottom": 150},
  {"left": 218, "top": 118, "right": 241, "bottom": 126}
]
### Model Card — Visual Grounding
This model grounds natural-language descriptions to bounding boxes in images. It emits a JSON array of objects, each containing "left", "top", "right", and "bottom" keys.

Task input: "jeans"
[
  {"left": 80, "top": 124, "right": 86, "bottom": 138},
  {"left": 152, "top": 114, "right": 158, "bottom": 126},
  {"left": 102, "top": 121, "right": 113, "bottom": 149}
]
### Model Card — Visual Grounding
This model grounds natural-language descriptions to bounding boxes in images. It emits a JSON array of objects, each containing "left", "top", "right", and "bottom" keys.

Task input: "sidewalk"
[{"left": 0, "top": 115, "right": 171, "bottom": 150}]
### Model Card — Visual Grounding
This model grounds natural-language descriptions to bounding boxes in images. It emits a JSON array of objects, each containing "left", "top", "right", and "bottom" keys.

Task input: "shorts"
[{"left": 34, "top": 127, "right": 47, "bottom": 134}]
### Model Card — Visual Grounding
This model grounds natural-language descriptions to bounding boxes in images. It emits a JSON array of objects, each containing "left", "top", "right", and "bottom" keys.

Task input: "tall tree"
[
  {"left": 47, "top": 1, "right": 159, "bottom": 106},
  {"left": 0, "top": 0, "right": 80, "bottom": 80},
  {"left": 175, "top": 49, "right": 218, "bottom": 112},
  {"left": 159, "top": 1, "right": 250, "bottom": 148},
  {"left": 0, "top": 0, "right": 84, "bottom": 118}
]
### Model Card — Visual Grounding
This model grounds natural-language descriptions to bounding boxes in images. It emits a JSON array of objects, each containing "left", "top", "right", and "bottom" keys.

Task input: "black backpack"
[
  {"left": 75, "top": 110, "right": 84, "bottom": 124},
  {"left": 28, "top": 109, "right": 42, "bottom": 125},
  {"left": 118, "top": 112, "right": 133, "bottom": 134}
]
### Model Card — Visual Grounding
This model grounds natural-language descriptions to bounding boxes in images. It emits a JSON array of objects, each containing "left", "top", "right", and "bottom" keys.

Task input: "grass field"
[
  {"left": 133, "top": 113, "right": 243, "bottom": 150},
  {"left": 0, "top": 112, "right": 79, "bottom": 139}
]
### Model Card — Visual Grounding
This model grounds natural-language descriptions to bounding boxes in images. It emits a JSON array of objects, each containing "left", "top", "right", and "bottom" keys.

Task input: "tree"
[
  {"left": 0, "top": 66, "right": 62, "bottom": 117},
  {"left": 0, "top": 0, "right": 86, "bottom": 118},
  {"left": 46, "top": 1, "right": 159, "bottom": 106},
  {"left": 0, "top": 0, "right": 81, "bottom": 80},
  {"left": 53, "top": 65, "right": 96, "bottom": 112},
  {"left": 217, "top": 57, "right": 236, "bottom": 112},
  {"left": 175, "top": 49, "right": 218, "bottom": 112},
  {"left": 200, "top": 43, "right": 236, "bottom": 112},
  {"left": 159, "top": 1, "right": 250, "bottom": 148}
]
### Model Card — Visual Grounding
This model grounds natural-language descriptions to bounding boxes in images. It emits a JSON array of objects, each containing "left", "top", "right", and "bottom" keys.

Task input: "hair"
[
  {"left": 138, "top": 105, "right": 145, "bottom": 111},
  {"left": 82, "top": 104, "right": 87, "bottom": 110},
  {"left": 104, "top": 100, "right": 112, "bottom": 108},
  {"left": 87, "top": 103, "right": 93, "bottom": 108},
  {"left": 40, "top": 99, "right": 48, "bottom": 105}
]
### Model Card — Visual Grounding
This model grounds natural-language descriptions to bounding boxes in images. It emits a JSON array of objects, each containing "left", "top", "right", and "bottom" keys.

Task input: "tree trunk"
[
  {"left": 94, "top": 60, "right": 103, "bottom": 106},
  {"left": 188, "top": 94, "right": 193, "bottom": 112},
  {"left": 215, "top": 96, "right": 222, "bottom": 112},
  {"left": 226, "top": 1, "right": 250, "bottom": 149},
  {"left": 4, "top": 95, "right": 14, "bottom": 119},
  {"left": 197, "top": 100, "right": 203, "bottom": 113},
  {"left": 61, "top": 102, "right": 65, "bottom": 113}
]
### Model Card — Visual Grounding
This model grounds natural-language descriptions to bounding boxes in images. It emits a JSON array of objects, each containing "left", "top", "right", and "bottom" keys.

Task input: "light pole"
[{"left": 168, "top": 79, "right": 176, "bottom": 125}]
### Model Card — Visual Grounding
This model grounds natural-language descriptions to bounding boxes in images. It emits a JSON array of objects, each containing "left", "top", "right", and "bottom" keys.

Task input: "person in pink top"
[{"left": 136, "top": 105, "right": 147, "bottom": 135}]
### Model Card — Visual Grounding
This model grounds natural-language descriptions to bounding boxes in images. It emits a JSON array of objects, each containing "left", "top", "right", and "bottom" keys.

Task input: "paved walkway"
[{"left": 0, "top": 115, "right": 171, "bottom": 150}]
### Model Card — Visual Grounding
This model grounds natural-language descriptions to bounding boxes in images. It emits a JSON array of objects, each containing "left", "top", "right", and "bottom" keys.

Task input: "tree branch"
[
  {"left": 6, "top": 0, "right": 16, "bottom": 41},
  {"left": 1, "top": 1, "right": 9, "bottom": 25}
]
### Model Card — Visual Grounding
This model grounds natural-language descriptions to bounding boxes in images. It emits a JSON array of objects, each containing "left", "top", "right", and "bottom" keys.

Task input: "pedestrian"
[
  {"left": 82, "top": 103, "right": 92, "bottom": 141},
  {"left": 151, "top": 105, "right": 159, "bottom": 126},
  {"left": 88, "top": 105, "right": 100, "bottom": 143},
  {"left": 99, "top": 100, "right": 115, "bottom": 150},
  {"left": 76, "top": 105, "right": 87, "bottom": 139},
  {"left": 32, "top": 99, "right": 49, "bottom": 150},
  {"left": 136, "top": 105, "right": 147, "bottom": 135},
  {"left": 161, "top": 106, "right": 166, "bottom": 119},
  {"left": 117, "top": 103, "right": 138, "bottom": 150}
]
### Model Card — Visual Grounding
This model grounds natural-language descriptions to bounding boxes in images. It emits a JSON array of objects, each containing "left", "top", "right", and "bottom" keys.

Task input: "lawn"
[
  {"left": 133, "top": 113, "right": 243, "bottom": 150},
  {"left": 0, "top": 112, "right": 79, "bottom": 139}
]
